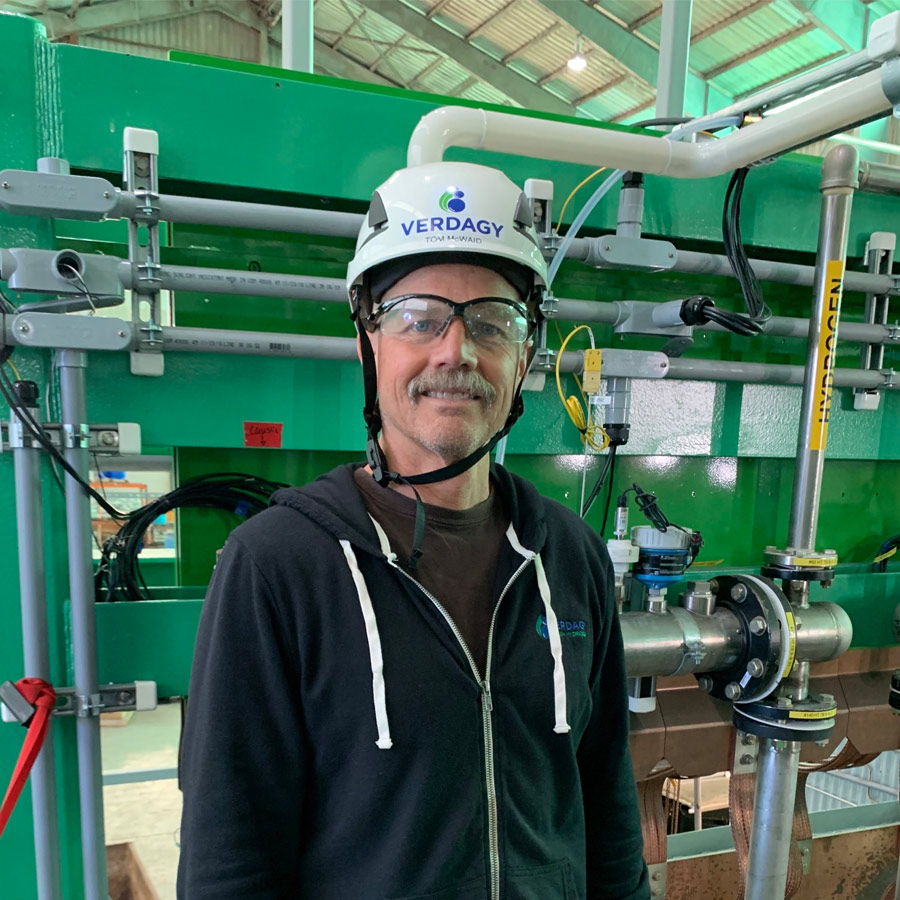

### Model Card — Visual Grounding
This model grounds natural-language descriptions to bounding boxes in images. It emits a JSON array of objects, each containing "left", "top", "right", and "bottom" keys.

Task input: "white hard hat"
[{"left": 347, "top": 161, "right": 548, "bottom": 306}]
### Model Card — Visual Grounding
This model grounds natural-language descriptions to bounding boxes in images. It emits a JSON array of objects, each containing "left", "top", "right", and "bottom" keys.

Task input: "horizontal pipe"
[
  {"left": 114, "top": 192, "right": 364, "bottom": 238},
  {"left": 407, "top": 69, "right": 892, "bottom": 176},
  {"left": 689, "top": 50, "right": 877, "bottom": 130},
  {"left": 161, "top": 327, "right": 357, "bottom": 360},
  {"left": 859, "top": 160, "right": 900, "bottom": 196},
  {"left": 621, "top": 601, "right": 851, "bottom": 678},
  {"left": 552, "top": 298, "right": 898, "bottom": 345},
  {"left": 554, "top": 348, "right": 893, "bottom": 390},
  {"left": 564, "top": 240, "right": 896, "bottom": 296},
  {"left": 118, "top": 261, "right": 347, "bottom": 302}
]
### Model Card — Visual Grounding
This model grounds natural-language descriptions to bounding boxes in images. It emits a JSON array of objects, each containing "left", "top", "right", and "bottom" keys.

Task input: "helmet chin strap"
[{"left": 351, "top": 292, "right": 531, "bottom": 571}]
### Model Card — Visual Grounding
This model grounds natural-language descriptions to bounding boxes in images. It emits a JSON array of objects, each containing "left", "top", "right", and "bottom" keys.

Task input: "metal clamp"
[
  {"left": 733, "top": 730, "right": 759, "bottom": 774},
  {"left": 1, "top": 421, "right": 140, "bottom": 454},
  {"left": 0, "top": 680, "right": 158, "bottom": 724},
  {"left": 62, "top": 422, "right": 90, "bottom": 449},
  {"left": 539, "top": 294, "right": 558, "bottom": 318},
  {"left": 132, "top": 188, "right": 160, "bottom": 222},
  {"left": 886, "top": 323, "right": 900, "bottom": 342},
  {"left": 882, "top": 368, "right": 896, "bottom": 388},
  {"left": 669, "top": 606, "right": 708, "bottom": 674},
  {"left": 535, "top": 347, "right": 556, "bottom": 370},
  {"left": 647, "top": 862, "right": 667, "bottom": 899},
  {"left": 7, "top": 411, "right": 42, "bottom": 449}
]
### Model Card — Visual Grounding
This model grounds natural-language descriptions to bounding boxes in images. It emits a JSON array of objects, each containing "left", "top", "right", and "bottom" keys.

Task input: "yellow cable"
[
  {"left": 555, "top": 167, "right": 607, "bottom": 234},
  {"left": 4, "top": 358, "right": 22, "bottom": 381},
  {"left": 874, "top": 547, "right": 897, "bottom": 565},
  {"left": 555, "top": 324, "right": 609, "bottom": 452}
]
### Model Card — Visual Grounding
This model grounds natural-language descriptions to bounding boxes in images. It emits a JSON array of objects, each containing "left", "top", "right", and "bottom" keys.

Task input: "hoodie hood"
[{"left": 270, "top": 462, "right": 550, "bottom": 561}]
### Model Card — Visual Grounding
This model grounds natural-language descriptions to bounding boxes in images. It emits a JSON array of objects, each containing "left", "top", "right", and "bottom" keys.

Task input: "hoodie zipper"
[{"left": 385, "top": 553, "right": 534, "bottom": 900}]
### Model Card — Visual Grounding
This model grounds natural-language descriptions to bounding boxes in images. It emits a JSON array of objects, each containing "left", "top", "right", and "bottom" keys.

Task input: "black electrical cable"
[
  {"left": 580, "top": 447, "right": 615, "bottom": 518},
  {"left": 96, "top": 472, "right": 287, "bottom": 603},
  {"left": 679, "top": 294, "right": 761, "bottom": 337},
  {"left": 599, "top": 445, "right": 618, "bottom": 535},
  {"left": 0, "top": 363, "right": 129, "bottom": 519},
  {"left": 722, "top": 167, "right": 771, "bottom": 324}
]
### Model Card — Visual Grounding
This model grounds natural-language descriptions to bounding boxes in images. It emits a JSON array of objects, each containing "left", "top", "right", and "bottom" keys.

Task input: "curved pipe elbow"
[{"left": 407, "top": 107, "right": 488, "bottom": 167}]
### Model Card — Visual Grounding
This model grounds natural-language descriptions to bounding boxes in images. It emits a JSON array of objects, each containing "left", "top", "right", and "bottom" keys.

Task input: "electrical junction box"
[{"left": 868, "top": 11, "right": 900, "bottom": 61}]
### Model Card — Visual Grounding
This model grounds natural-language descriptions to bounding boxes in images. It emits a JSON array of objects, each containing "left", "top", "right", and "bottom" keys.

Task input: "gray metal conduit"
[
  {"left": 565, "top": 239, "right": 896, "bottom": 296},
  {"left": 161, "top": 327, "right": 357, "bottom": 360},
  {"left": 552, "top": 297, "right": 898, "bottom": 345},
  {"left": 554, "top": 348, "right": 893, "bottom": 390},
  {"left": 620, "top": 601, "right": 851, "bottom": 678},
  {"left": 114, "top": 192, "right": 364, "bottom": 239},
  {"left": 118, "top": 262, "right": 347, "bottom": 303}
]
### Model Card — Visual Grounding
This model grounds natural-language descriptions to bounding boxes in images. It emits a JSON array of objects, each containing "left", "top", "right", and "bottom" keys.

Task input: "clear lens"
[{"left": 378, "top": 296, "right": 529, "bottom": 345}]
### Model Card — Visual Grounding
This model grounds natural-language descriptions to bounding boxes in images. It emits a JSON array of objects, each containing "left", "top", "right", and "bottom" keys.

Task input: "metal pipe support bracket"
[
  {"left": 1, "top": 680, "right": 158, "bottom": 724},
  {"left": 0, "top": 420, "right": 141, "bottom": 455}
]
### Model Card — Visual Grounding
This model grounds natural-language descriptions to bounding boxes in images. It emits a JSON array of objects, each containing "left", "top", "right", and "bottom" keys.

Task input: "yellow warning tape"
[{"left": 782, "top": 610, "right": 797, "bottom": 679}]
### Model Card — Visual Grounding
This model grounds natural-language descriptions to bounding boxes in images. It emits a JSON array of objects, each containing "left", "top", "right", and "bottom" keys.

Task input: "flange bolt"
[
  {"left": 725, "top": 682, "right": 742, "bottom": 700},
  {"left": 731, "top": 583, "right": 747, "bottom": 602}
]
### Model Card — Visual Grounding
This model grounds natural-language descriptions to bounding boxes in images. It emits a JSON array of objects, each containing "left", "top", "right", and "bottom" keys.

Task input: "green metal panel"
[
  {"left": 0, "top": 17, "right": 898, "bottom": 899},
  {"left": 0, "top": 14, "right": 83, "bottom": 900}
]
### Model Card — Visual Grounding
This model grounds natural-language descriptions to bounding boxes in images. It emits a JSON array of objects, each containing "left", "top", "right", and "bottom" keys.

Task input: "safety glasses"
[{"left": 368, "top": 293, "right": 533, "bottom": 347}]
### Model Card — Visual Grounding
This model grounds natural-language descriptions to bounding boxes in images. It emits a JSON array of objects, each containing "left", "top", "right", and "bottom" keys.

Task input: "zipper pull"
[{"left": 482, "top": 681, "right": 493, "bottom": 713}]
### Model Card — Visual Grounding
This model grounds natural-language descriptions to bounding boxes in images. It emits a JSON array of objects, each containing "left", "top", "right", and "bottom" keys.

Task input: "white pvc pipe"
[{"left": 407, "top": 70, "right": 893, "bottom": 177}]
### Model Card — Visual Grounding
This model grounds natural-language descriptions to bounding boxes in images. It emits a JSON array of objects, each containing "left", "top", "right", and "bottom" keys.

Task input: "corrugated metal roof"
[
  {"left": 81, "top": 9, "right": 261, "bottom": 63},
  {"left": 9, "top": 0, "right": 900, "bottom": 135}
]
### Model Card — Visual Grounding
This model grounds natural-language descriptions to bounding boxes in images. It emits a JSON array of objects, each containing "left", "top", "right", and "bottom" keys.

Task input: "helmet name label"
[{"left": 400, "top": 216, "right": 504, "bottom": 238}]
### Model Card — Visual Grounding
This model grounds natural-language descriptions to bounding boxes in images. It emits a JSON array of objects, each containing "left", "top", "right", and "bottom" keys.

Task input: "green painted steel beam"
[
  {"left": 535, "top": 0, "right": 733, "bottom": 116},
  {"left": 355, "top": 0, "right": 579, "bottom": 116}
]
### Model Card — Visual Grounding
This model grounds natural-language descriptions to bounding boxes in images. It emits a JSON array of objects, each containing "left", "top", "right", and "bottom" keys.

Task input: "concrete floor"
[{"left": 102, "top": 703, "right": 182, "bottom": 900}]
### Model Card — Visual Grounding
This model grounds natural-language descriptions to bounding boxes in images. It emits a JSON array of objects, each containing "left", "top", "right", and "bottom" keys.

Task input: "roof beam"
[
  {"left": 356, "top": 0, "right": 578, "bottom": 115},
  {"left": 35, "top": 0, "right": 219, "bottom": 38},
  {"left": 702, "top": 22, "right": 815, "bottom": 79},
  {"left": 314, "top": 38, "right": 401, "bottom": 86},
  {"left": 502, "top": 21, "right": 562, "bottom": 64},
  {"left": 539, "top": 0, "right": 732, "bottom": 116},
  {"left": 788, "top": 0, "right": 868, "bottom": 53},
  {"left": 691, "top": 0, "right": 770, "bottom": 44}
]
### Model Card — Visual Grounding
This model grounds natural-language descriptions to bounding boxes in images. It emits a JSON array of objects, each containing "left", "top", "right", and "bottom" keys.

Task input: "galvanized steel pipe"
[
  {"left": 788, "top": 144, "right": 859, "bottom": 553},
  {"left": 620, "top": 601, "right": 852, "bottom": 678},
  {"left": 745, "top": 740, "right": 802, "bottom": 900},
  {"left": 58, "top": 350, "right": 109, "bottom": 900}
]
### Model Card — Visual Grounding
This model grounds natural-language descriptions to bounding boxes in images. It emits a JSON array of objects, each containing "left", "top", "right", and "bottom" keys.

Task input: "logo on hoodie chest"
[{"left": 536, "top": 615, "right": 587, "bottom": 639}]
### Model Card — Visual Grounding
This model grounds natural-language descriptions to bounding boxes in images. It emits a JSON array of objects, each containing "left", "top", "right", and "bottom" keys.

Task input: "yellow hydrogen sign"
[{"left": 810, "top": 260, "right": 844, "bottom": 451}]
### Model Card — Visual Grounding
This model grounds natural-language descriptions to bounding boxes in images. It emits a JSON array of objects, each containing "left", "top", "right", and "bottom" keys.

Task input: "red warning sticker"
[{"left": 243, "top": 422, "right": 283, "bottom": 448}]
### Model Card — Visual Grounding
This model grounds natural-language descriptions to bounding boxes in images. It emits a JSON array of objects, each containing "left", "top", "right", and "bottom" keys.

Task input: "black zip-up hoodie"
[{"left": 177, "top": 463, "right": 649, "bottom": 900}]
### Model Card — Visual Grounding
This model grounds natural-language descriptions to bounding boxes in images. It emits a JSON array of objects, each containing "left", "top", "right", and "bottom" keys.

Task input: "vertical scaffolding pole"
[
  {"left": 11, "top": 383, "right": 63, "bottom": 900},
  {"left": 282, "top": 0, "right": 314, "bottom": 73},
  {"left": 58, "top": 350, "right": 108, "bottom": 900},
  {"left": 744, "top": 144, "right": 859, "bottom": 900},
  {"left": 656, "top": 0, "right": 693, "bottom": 119}
]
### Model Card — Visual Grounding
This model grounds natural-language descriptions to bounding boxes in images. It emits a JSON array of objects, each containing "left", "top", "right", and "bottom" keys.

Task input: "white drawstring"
[
  {"left": 506, "top": 526, "right": 571, "bottom": 734},
  {"left": 339, "top": 539, "right": 393, "bottom": 749}
]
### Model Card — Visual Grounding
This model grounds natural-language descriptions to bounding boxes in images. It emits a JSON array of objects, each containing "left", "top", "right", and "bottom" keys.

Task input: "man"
[{"left": 178, "top": 161, "right": 648, "bottom": 900}]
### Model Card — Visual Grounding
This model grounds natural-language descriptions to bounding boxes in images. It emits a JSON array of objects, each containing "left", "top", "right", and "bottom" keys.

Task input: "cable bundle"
[
  {"left": 95, "top": 472, "right": 287, "bottom": 602},
  {"left": 679, "top": 295, "right": 761, "bottom": 337},
  {"left": 722, "top": 168, "right": 771, "bottom": 325},
  {"left": 874, "top": 534, "right": 900, "bottom": 573}
]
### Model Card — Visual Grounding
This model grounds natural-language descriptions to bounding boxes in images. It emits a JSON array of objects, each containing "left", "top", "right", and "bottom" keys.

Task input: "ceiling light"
[{"left": 568, "top": 36, "right": 587, "bottom": 72}]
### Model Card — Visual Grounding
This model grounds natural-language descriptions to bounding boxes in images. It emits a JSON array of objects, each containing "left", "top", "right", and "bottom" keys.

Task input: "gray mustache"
[{"left": 408, "top": 370, "right": 497, "bottom": 407}]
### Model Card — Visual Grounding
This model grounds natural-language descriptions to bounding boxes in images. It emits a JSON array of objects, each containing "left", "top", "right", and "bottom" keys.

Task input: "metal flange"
[
  {"left": 733, "top": 693, "right": 837, "bottom": 742},
  {"left": 695, "top": 574, "right": 796, "bottom": 704},
  {"left": 762, "top": 546, "right": 838, "bottom": 583}
]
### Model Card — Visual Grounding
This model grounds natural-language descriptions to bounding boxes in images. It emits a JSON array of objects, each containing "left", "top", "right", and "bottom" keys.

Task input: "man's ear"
[{"left": 517, "top": 338, "right": 532, "bottom": 381}]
